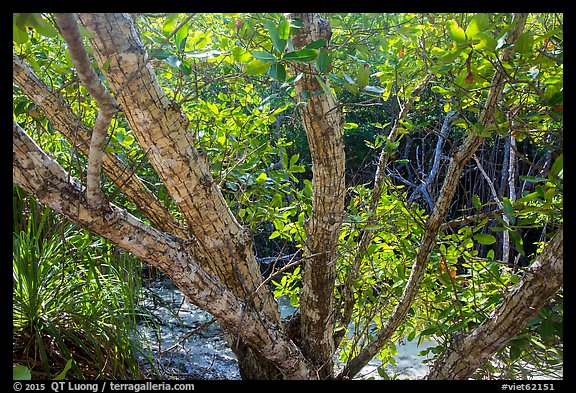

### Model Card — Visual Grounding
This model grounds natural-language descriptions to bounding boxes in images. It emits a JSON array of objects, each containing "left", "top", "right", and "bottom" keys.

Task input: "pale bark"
[
  {"left": 13, "top": 120, "right": 317, "bottom": 380},
  {"left": 426, "top": 227, "right": 563, "bottom": 380},
  {"left": 337, "top": 13, "right": 529, "bottom": 379},
  {"left": 55, "top": 13, "right": 119, "bottom": 210},
  {"left": 289, "top": 13, "right": 345, "bottom": 379},
  {"left": 75, "top": 12, "right": 278, "bottom": 321},
  {"left": 12, "top": 54, "right": 187, "bottom": 238},
  {"left": 76, "top": 13, "right": 285, "bottom": 378}
]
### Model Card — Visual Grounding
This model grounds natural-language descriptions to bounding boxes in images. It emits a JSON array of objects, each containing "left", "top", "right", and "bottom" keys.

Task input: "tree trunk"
[{"left": 289, "top": 13, "right": 346, "bottom": 379}]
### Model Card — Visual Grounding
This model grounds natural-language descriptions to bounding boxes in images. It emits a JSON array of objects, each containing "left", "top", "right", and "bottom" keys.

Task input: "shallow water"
[{"left": 134, "top": 276, "right": 436, "bottom": 380}]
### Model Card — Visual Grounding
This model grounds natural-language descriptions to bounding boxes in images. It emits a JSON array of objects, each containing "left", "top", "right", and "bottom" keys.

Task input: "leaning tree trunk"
[
  {"left": 337, "top": 12, "right": 529, "bottom": 379},
  {"left": 14, "top": 12, "right": 345, "bottom": 380},
  {"left": 12, "top": 120, "right": 316, "bottom": 379},
  {"left": 426, "top": 227, "right": 563, "bottom": 380},
  {"left": 71, "top": 13, "right": 287, "bottom": 379}
]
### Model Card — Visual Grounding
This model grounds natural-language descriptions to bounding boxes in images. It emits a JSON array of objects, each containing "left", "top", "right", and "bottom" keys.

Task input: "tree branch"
[
  {"left": 13, "top": 120, "right": 316, "bottom": 380},
  {"left": 337, "top": 13, "right": 528, "bottom": 379},
  {"left": 334, "top": 74, "right": 431, "bottom": 347},
  {"left": 426, "top": 226, "right": 563, "bottom": 379},
  {"left": 13, "top": 53, "right": 187, "bottom": 238},
  {"left": 55, "top": 13, "right": 120, "bottom": 209}
]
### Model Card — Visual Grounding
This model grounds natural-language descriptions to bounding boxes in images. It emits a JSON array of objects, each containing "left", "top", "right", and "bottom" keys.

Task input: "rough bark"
[
  {"left": 12, "top": 53, "right": 187, "bottom": 238},
  {"left": 426, "top": 227, "right": 563, "bottom": 380},
  {"left": 13, "top": 120, "right": 317, "bottom": 380},
  {"left": 55, "top": 13, "right": 120, "bottom": 210},
  {"left": 289, "top": 13, "right": 345, "bottom": 379},
  {"left": 337, "top": 13, "right": 528, "bottom": 379},
  {"left": 73, "top": 13, "right": 290, "bottom": 378}
]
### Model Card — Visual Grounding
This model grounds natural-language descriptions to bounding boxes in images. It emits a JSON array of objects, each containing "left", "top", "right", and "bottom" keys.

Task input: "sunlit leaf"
[
  {"left": 232, "top": 47, "right": 252, "bottom": 63},
  {"left": 284, "top": 48, "right": 318, "bottom": 63},
  {"left": 252, "top": 51, "right": 277, "bottom": 62},
  {"left": 447, "top": 20, "right": 467, "bottom": 43},
  {"left": 474, "top": 233, "right": 496, "bottom": 245},
  {"left": 356, "top": 64, "right": 370, "bottom": 90},
  {"left": 244, "top": 59, "right": 272, "bottom": 75}
]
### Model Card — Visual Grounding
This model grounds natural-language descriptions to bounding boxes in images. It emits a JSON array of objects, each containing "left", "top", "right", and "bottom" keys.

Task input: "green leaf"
[
  {"left": 101, "top": 56, "right": 112, "bottom": 73},
  {"left": 164, "top": 55, "right": 181, "bottom": 69},
  {"left": 316, "top": 47, "right": 330, "bottom": 73},
  {"left": 289, "top": 154, "right": 300, "bottom": 168},
  {"left": 465, "top": 13, "right": 490, "bottom": 39},
  {"left": 509, "top": 230, "right": 525, "bottom": 256},
  {"left": 514, "top": 32, "right": 534, "bottom": 54},
  {"left": 519, "top": 175, "right": 548, "bottom": 183},
  {"left": 265, "top": 21, "right": 286, "bottom": 54},
  {"left": 431, "top": 85, "right": 455, "bottom": 95},
  {"left": 356, "top": 64, "right": 370, "bottom": 90},
  {"left": 474, "top": 233, "right": 496, "bottom": 245},
  {"left": 364, "top": 85, "right": 385, "bottom": 94},
  {"left": 305, "top": 38, "right": 327, "bottom": 50},
  {"left": 278, "top": 19, "right": 291, "bottom": 40},
  {"left": 268, "top": 62, "right": 286, "bottom": 82},
  {"left": 163, "top": 13, "right": 180, "bottom": 37},
  {"left": 502, "top": 197, "right": 516, "bottom": 225},
  {"left": 175, "top": 20, "right": 190, "bottom": 51},
  {"left": 53, "top": 359, "right": 73, "bottom": 380},
  {"left": 550, "top": 153, "right": 563, "bottom": 177},
  {"left": 13, "top": 365, "right": 31, "bottom": 380},
  {"left": 120, "top": 134, "right": 135, "bottom": 148},
  {"left": 284, "top": 48, "right": 318, "bottom": 63},
  {"left": 343, "top": 122, "right": 358, "bottom": 129},
  {"left": 13, "top": 25, "right": 28, "bottom": 44},
  {"left": 538, "top": 319, "right": 554, "bottom": 341},
  {"left": 419, "top": 326, "right": 439, "bottom": 337},
  {"left": 472, "top": 194, "right": 482, "bottom": 209},
  {"left": 252, "top": 51, "right": 277, "bottom": 62},
  {"left": 474, "top": 32, "right": 497, "bottom": 51},
  {"left": 232, "top": 47, "right": 252, "bottom": 63},
  {"left": 256, "top": 172, "right": 267, "bottom": 184},
  {"left": 29, "top": 13, "right": 58, "bottom": 38},
  {"left": 447, "top": 20, "right": 467, "bottom": 43},
  {"left": 510, "top": 343, "right": 523, "bottom": 361},
  {"left": 244, "top": 59, "right": 272, "bottom": 75},
  {"left": 314, "top": 75, "right": 333, "bottom": 97}
]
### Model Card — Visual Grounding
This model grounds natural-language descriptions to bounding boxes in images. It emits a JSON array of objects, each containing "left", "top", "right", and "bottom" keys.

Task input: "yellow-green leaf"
[
  {"left": 447, "top": 20, "right": 466, "bottom": 43},
  {"left": 356, "top": 64, "right": 370, "bottom": 90},
  {"left": 244, "top": 59, "right": 272, "bottom": 75}
]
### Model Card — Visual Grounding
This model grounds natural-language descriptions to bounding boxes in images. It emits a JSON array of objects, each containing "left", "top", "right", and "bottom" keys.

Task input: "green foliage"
[
  {"left": 13, "top": 186, "right": 151, "bottom": 379},
  {"left": 14, "top": 12, "right": 562, "bottom": 380}
]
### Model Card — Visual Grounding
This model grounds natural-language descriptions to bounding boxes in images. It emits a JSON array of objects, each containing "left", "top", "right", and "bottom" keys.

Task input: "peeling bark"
[
  {"left": 55, "top": 13, "right": 119, "bottom": 210},
  {"left": 426, "top": 227, "right": 563, "bottom": 380},
  {"left": 12, "top": 54, "right": 187, "bottom": 238},
  {"left": 289, "top": 13, "right": 345, "bottom": 379},
  {"left": 13, "top": 120, "right": 316, "bottom": 380}
]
